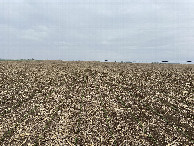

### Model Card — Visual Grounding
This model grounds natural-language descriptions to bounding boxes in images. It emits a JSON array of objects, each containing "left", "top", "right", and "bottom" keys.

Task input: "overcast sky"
[{"left": 0, "top": 0, "right": 194, "bottom": 62}]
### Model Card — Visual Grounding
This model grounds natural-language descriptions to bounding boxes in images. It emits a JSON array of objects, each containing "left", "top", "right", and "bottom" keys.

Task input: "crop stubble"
[{"left": 0, "top": 61, "right": 193, "bottom": 145}]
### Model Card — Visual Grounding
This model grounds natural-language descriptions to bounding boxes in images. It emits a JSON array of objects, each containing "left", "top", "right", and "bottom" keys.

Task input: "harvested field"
[{"left": 0, "top": 61, "right": 193, "bottom": 145}]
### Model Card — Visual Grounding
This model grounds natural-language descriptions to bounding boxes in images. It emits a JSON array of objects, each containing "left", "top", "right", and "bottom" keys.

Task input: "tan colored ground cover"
[{"left": 0, "top": 61, "right": 193, "bottom": 145}]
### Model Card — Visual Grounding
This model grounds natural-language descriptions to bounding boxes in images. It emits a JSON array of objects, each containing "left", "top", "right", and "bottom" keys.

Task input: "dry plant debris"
[{"left": 0, "top": 61, "right": 193, "bottom": 145}]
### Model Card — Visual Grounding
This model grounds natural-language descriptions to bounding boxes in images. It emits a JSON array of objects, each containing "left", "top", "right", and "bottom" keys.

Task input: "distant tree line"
[{"left": 0, "top": 58, "right": 35, "bottom": 61}]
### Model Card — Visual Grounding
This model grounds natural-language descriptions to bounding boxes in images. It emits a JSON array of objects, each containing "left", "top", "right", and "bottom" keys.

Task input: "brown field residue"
[{"left": 0, "top": 61, "right": 193, "bottom": 145}]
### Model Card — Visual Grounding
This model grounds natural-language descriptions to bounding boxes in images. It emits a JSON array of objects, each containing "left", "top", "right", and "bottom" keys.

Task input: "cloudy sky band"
[{"left": 0, "top": 0, "right": 193, "bottom": 62}]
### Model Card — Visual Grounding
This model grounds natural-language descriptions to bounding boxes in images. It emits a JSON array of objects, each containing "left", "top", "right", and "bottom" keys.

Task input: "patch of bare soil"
[{"left": 0, "top": 61, "right": 193, "bottom": 145}]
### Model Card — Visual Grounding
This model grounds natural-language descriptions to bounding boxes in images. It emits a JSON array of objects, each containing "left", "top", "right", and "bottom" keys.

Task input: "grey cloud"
[{"left": 0, "top": 0, "right": 194, "bottom": 61}]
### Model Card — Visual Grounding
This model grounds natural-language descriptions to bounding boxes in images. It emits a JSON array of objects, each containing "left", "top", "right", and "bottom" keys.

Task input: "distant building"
[
  {"left": 187, "top": 61, "right": 192, "bottom": 62},
  {"left": 159, "top": 61, "right": 181, "bottom": 64},
  {"left": 105, "top": 60, "right": 108, "bottom": 62}
]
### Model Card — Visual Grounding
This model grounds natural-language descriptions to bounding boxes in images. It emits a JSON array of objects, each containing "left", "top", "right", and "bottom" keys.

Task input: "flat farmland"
[{"left": 0, "top": 61, "right": 193, "bottom": 145}]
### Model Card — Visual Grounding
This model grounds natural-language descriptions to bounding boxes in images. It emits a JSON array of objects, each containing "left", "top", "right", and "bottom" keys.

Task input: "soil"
[{"left": 0, "top": 61, "right": 193, "bottom": 145}]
